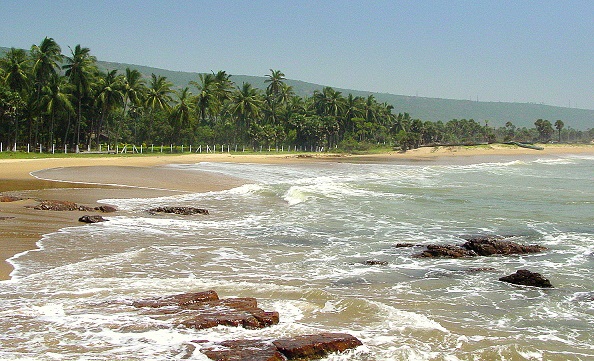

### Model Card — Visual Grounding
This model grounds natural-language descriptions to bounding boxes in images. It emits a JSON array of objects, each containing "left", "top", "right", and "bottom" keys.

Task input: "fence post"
[
  {"left": 52, "top": 144, "right": 55, "bottom": 154},
  {"left": 170, "top": 144, "right": 173, "bottom": 153},
  {"left": 198, "top": 145, "right": 202, "bottom": 153},
  {"left": 27, "top": 144, "right": 30, "bottom": 153},
  {"left": 39, "top": 144, "right": 42, "bottom": 153},
  {"left": 189, "top": 145, "right": 192, "bottom": 153},
  {"left": 1, "top": 142, "right": 3, "bottom": 152},
  {"left": 140, "top": 144, "right": 143, "bottom": 154},
  {"left": 65, "top": 144, "right": 67, "bottom": 154}
]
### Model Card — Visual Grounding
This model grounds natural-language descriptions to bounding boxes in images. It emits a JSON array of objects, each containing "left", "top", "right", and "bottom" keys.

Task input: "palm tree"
[
  {"left": 554, "top": 119, "right": 564, "bottom": 143},
  {"left": 0, "top": 48, "right": 30, "bottom": 94},
  {"left": 121, "top": 68, "right": 145, "bottom": 117},
  {"left": 40, "top": 74, "right": 74, "bottom": 148},
  {"left": 230, "top": 82, "right": 262, "bottom": 137},
  {"left": 264, "top": 69, "right": 285, "bottom": 124},
  {"left": 30, "top": 37, "right": 62, "bottom": 146},
  {"left": 171, "top": 87, "right": 193, "bottom": 139},
  {"left": 190, "top": 73, "right": 217, "bottom": 123},
  {"left": 95, "top": 70, "right": 123, "bottom": 147},
  {"left": 63, "top": 44, "right": 97, "bottom": 150},
  {"left": 145, "top": 73, "right": 172, "bottom": 142}
]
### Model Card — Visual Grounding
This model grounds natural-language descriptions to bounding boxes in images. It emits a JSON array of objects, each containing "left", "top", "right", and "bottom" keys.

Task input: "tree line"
[{"left": 1, "top": 38, "right": 592, "bottom": 153}]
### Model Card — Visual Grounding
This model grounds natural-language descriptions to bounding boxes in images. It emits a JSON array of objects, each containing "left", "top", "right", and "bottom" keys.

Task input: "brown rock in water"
[
  {"left": 133, "top": 291, "right": 279, "bottom": 330},
  {"left": 462, "top": 237, "right": 546, "bottom": 256},
  {"left": 201, "top": 340, "right": 287, "bottom": 361},
  {"left": 147, "top": 206, "right": 209, "bottom": 215},
  {"left": 273, "top": 333, "right": 363, "bottom": 360},
  {"left": 94, "top": 205, "right": 117, "bottom": 213},
  {"left": 34, "top": 200, "right": 94, "bottom": 211},
  {"left": 179, "top": 298, "right": 279, "bottom": 330},
  {"left": 78, "top": 215, "right": 107, "bottom": 223},
  {"left": 393, "top": 243, "right": 417, "bottom": 248},
  {"left": 363, "top": 260, "right": 388, "bottom": 266},
  {"left": 414, "top": 244, "right": 478, "bottom": 258},
  {"left": 133, "top": 290, "right": 219, "bottom": 308},
  {"left": 0, "top": 195, "right": 21, "bottom": 202},
  {"left": 499, "top": 269, "right": 553, "bottom": 288}
]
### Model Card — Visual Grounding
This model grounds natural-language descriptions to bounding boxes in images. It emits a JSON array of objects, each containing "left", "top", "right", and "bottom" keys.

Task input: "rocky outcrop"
[
  {"left": 133, "top": 290, "right": 219, "bottom": 308},
  {"left": 393, "top": 243, "right": 418, "bottom": 248},
  {"left": 273, "top": 333, "right": 363, "bottom": 360},
  {"left": 78, "top": 215, "right": 107, "bottom": 223},
  {"left": 0, "top": 216, "right": 15, "bottom": 221},
  {"left": 133, "top": 291, "right": 278, "bottom": 330},
  {"left": 413, "top": 236, "right": 546, "bottom": 258},
  {"left": 499, "top": 269, "right": 553, "bottom": 288},
  {"left": 363, "top": 260, "right": 388, "bottom": 266},
  {"left": 201, "top": 340, "right": 286, "bottom": 361},
  {"left": 462, "top": 236, "right": 546, "bottom": 256},
  {"left": 147, "top": 206, "right": 209, "bottom": 215},
  {"left": 0, "top": 195, "right": 21, "bottom": 202},
  {"left": 94, "top": 205, "right": 117, "bottom": 213},
  {"left": 34, "top": 200, "right": 94, "bottom": 211},
  {"left": 32, "top": 200, "right": 117, "bottom": 212},
  {"left": 414, "top": 244, "right": 478, "bottom": 258},
  {"left": 201, "top": 333, "right": 362, "bottom": 361}
]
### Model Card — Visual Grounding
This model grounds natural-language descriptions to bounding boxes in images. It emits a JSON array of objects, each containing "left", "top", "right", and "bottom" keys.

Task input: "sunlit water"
[{"left": 1, "top": 155, "right": 593, "bottom": 360}]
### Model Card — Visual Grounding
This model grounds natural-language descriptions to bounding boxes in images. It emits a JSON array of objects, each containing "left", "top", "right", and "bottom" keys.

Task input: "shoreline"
[{"left": 1, "top": 144, "right": 593, "bottom": 280}]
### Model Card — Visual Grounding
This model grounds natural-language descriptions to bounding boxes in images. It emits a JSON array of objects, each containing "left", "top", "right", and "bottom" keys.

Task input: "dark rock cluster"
[
  {"left": 32, "top": 200, "right": 117, "bottom": 213},
  {"left": 132, "top": 291, "right": 362, "bottom": 360},
  {"left": 499, "top": 269, "right": 553, "bottom": 288},
  {"left": 414, "top": 235, "right": 546, "bottom": 258},
  {"left": 147, "top": 206, "right": 209, "bottom": 215}
]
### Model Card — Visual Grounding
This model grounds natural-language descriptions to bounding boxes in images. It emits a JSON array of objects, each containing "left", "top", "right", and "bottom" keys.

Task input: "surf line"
[{"left": 29, "top": 168, "right": 188, "bottom": 193}]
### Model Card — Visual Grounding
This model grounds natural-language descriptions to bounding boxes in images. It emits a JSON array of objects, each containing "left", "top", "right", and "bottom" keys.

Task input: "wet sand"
[{"left": 1, "top": 144, "right": 593, "bottom": 280}]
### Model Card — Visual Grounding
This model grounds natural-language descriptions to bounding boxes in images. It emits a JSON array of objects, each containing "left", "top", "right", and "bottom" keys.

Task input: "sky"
[{"left": 1, "top": 0, "right": 593, "bottom": 110}]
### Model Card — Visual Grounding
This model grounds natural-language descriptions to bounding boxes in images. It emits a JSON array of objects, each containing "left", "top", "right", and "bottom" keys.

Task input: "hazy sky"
[{"left": 1, "top": 0, "right": 592, "bottom": 109}]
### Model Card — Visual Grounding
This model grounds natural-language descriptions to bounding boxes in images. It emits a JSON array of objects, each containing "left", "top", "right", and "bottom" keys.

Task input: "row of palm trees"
[{"left": 1, "top": 38, "right": 589, "bottom": 152}]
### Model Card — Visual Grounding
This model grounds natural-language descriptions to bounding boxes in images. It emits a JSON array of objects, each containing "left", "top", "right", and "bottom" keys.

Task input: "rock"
[
  {"left": 201, "top": 340, "right": 287, "bottom": 361},
  {"left": 393, "top": 243, "right": 418, "bottom": 248},
  {"left": 363, "top": 260, "right": 388, "bottom": 266},
  {"left": 0, "top": 195, "right": 21, "bottom": 202},
  {"left": 78, "top": 215, "right": 107, "bottom": 223},
  {"left": 133, "top": 290, "right": 219, "bottom": 308},
  {"left": 94, "top": 205, "right": 117, "bottom": 213},
  {"left": 273, "top": 333, "right": 363, "bottom": 360},
  {"left": 465, "top": 267, "right": 497, "bottom": 273},
  {"left": 179, "top": 298, "right": 279, "bottom": 330},
  {"left": 462, "top": 236, "right": 546, "bottom": 256},
  {"left": 414, "top": 244, "right": 477, "bottom": 258},
  {"left": 147, "top": 206, "right": 209, "bottom": 215},
  {"left": 133, "top": 291, "right": 279, "bottom": 330},
  {"left": 499, "top": 269, "right": 553, "bottom": 288},
  {"left": 201, "top": 333, "right": 363, "bottom": 361},
  {"left": 33, "top": 200, "right": 94, "bottom": 211}
]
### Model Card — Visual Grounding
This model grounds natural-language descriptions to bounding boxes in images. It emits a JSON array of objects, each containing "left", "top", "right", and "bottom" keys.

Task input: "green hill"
[{"left": 2, "top": 46, "right": 592, "bottom": 129}]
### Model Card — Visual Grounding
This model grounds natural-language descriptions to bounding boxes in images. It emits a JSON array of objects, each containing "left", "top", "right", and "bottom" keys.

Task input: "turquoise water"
[{"left": 1, "top": 154, "right": 593, "bottom": 360}]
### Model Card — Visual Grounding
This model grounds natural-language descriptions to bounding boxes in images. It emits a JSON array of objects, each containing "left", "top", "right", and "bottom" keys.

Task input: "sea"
[{"left": 1, "top": 154, "right": 593, "bottom": 360}]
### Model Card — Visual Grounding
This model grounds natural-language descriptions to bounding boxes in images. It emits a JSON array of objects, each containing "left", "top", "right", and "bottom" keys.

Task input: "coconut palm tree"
[
  {"left": 0, "top": 48, "right": 30, "bottom": 94},
  {"left": 30, "top": 37, "right": 62, "bottom": 146},
  {"left": 95, "top": 69, "right": 123, "bottom": 147},
  {"left": 230, "top": 82, "right": 262, "bottom": 137},
  {"left": 264, "top": 69, "right": 285, "bottom": 124},
  {"left": 145, "top": 73, "right": 172, "bottom": 142},
  {"left": 554, "top": 119, "right": 564, "bottom": 143},
  {"left": 171, "top": 87, "right": 193, "bottom": 140},
  {"left": 63, "top": 44, "right": 97, "bottom": 150},
  {"left": 190, "top": 73, "right": 217, "bottom": 124},
  {"left": 40, "top": 74, "right": 74, "bottom": 148}
]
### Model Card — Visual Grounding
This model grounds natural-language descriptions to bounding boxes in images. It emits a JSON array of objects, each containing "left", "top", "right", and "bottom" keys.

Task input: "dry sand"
[{"left": 1, "top": 144, "right": 592, "bottom": 280}]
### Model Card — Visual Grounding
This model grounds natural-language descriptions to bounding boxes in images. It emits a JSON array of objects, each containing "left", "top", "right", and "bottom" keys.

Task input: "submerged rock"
[
  {"left": 273, "top": 333, "right": 363, "bottom": 360},
  {"left": 499, "top": 269, "right": 553, "bottom": 288},
  {"left": 414, "top": 235, "right": 546, "bottom": 259},
  {"left": 201, "top": 340, "right": 286, "bottom": 361},
  {"left": 414, "top": 244, "right": 478, "bottom": 258},
  {"left": 363, "top": 259, "right": 388, "bottom": 266},
  {"left": 0, "top": 195, "right": 21, "bottom": 202},
  {"left": 78, "top": 215, "right": 107, "bottom": 223},
  {"left": 94, "top": 205, "right": 117, "bottom": 213},
  {"left": 462, "top": 236, "right": 546, "bottom": 256},
  {"left": 201, "top": 333, "right": 363, "bottom": 361},
  {"left": 132, "top": 290, "right": 219, "bottom": 308},
  {"left": 147, "top": 206, "right": 209, "bottom": 215},
  {"left": 33, "top": 200, "right": 94, "bottom": 211},
  {"left": 133, "top": 291, "right": 279, "bottom": 330},
  {"left": 393, "top": 243, "right": 418, "bottom": 248}
]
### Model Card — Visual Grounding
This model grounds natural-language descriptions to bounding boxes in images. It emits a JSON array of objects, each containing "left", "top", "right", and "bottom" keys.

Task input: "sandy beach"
[{"left": 1, "top": 144, "right": 592, "bottom": 280}]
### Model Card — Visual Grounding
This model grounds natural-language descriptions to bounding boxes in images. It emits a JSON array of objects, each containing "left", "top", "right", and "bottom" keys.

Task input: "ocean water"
[{"left": 1, "top": 155, "right": 593, "bottom": 360}]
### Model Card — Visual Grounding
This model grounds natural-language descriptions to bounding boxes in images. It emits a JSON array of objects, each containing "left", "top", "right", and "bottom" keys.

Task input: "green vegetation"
[{"left": 1, "top": 39, "right": 593, "bottom": 154}]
